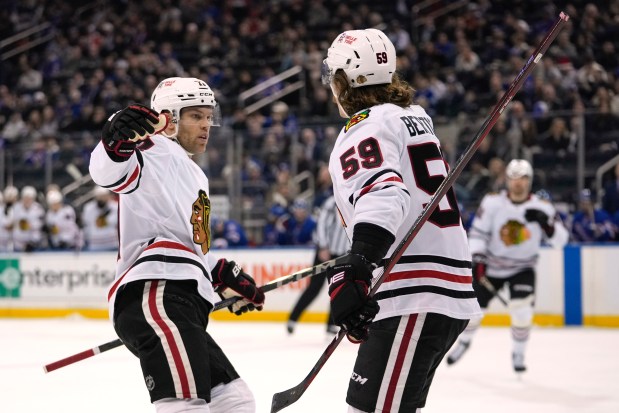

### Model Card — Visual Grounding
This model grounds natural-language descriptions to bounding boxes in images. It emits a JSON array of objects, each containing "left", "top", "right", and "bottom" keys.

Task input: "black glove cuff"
[
  {"left": 542, "top": 224, "right": 555, "bottom": 238},
  {"left": 102, "top": 140, "right": 137, "bottom": 162},
  {"left": 351, "top": 223, "right": 395, "bottom": 265}
]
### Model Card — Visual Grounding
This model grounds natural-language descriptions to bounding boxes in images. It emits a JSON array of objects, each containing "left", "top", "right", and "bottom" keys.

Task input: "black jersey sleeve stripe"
[
  {"left": 362, "top": 169, "right": 403, "bottom": 188},
  {"left": 352, "top": 184, "right": 410, "bottom": 206},
  {"left": 101, "top": 172, "right": 129, "bottom": 189},
  {"left": 132, "top": 254, "right": 211, "bottom": 281},
  {"left": 374, "top": 285, "right": 477, "bottom": 301},
  {"left": 348, "top": 169, "right": 403, "bottom": 204},
  {"left": 124, "top": 150, "right": 144, "bottom": 194},
  {"left": 379, "top": 254, "right": 472, "bottom": 269}
]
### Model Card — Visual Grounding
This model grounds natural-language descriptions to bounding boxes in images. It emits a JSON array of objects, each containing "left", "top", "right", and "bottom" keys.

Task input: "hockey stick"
[
  {"left": 43, "top": 258, "right": 335, "bottom": 374},
  {"left": 271, "top": 12, "right": 570, "bottom": 413},
  {"left": 478, "top": 275, "right": 509, "bottom": 306}
]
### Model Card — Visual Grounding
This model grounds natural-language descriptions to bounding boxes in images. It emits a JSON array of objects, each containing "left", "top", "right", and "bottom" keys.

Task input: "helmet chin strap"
[{"left": 330, "top": 83, "right": 349, "bottom": 118}]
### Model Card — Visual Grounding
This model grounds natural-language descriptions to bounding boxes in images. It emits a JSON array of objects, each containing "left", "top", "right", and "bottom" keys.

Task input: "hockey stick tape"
[{"left": 129, "top": 113, "right": 169, "bottom": 142}]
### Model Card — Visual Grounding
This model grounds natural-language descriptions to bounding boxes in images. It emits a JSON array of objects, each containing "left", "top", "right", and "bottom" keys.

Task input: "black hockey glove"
[
  {"left": 101, "top": 103, "right": 167, "bottom": 162},
  {"left": 471, "top": 253, "right": 487, "bottom": 282},
  {"left": 327, "top": 253, "right": 379, "bottom": 343},
  {"left": 212, "top": 259, "right": 265, "bottom": 315},
  {"left": 524, "top": 209, "right": 554, "bottom": 237}
]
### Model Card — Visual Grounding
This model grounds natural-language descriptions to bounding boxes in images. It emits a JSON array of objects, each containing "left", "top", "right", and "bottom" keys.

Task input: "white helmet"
[
  {"left": 506, "top": 159, "right": 533, "bottom": 179},
  {"left": 150, "top": 77, "right": 221, "bottom": 137},
  {"left": 21, "top": 186, "right": 37, "bottom": 199},
  {"left": 46, "top": 190, "right": 63, "bottom": 205},
  {"left": 322, "top": 28, "right": 396, "bottom": 88},
  {"left": 3, "top": 186, "right": 18, "bottom": 203}
]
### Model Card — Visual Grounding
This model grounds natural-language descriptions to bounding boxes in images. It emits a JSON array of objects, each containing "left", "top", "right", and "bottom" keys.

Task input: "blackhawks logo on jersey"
[
  {"left": 345, "top": 109, "right": 370, "bottom": 132},
  {"left": 190, "top": 189, "right": 211, "bottom": 254},
  {"left": 499, "top": 219, "right": 531, "bottom": 246}
]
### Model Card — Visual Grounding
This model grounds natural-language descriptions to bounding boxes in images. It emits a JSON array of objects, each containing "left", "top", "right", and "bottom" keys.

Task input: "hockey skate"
[
  {"left": 446, "top": 341, "right": 470, "bottom": 365},
  {"left": 512, "top": 352, "right": 526, "bottom": 373}
]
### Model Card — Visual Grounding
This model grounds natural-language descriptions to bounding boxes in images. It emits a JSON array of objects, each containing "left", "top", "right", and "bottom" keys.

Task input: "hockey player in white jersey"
[
  {"left": 322, "top": 29, "right": 482, "bottom": 412},
  {"left": 446, "top": 159, "right": 568, "bottom": 372},
  {"left": 44, "top": 189, "right": 80, "bottom": 250},
  {"left": 89, "top": 77, "right": 264, "bottom": 413}
]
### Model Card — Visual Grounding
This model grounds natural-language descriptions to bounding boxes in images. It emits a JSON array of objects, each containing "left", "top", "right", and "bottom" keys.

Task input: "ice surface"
[{"left": 1, "top": 318, "right": 618, "bottom": 413}]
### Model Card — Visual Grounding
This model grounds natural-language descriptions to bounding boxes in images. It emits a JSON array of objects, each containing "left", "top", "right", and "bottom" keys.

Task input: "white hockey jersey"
[
  {"left": 81, "top": 199, "right": 119, "bottom": 251},
  {"left": 329, "top": 103, "right": 482, "bottom": 322},
  {"left": 0, "top": 204, "right": 13, "bottom": 251},
  {"left": 468, "top": 190, "right": 569, "bottom": 277},
  {"left": 11, "top": 201, "right": 45, "bottom": 251},
  {"left": 46, "top": 204, "right": 80, "bottom": 248},
  {"left": 89, "top": 135, "right": 218, "bottom": 319}
]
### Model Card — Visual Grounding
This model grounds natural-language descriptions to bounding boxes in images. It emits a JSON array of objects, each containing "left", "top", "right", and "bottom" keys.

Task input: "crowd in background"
[
  {"left": 1, "top": 0, "right": 619, "bottom": 248},
  {"left": 2, "top": 179, "right": 619, "bottom": 253},
  {"left": 0, "top": 183, "right": 323, "bottom": 251}
]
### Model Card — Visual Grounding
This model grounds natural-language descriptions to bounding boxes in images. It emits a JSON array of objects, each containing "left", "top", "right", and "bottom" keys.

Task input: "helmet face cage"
[
  {"left": 151, "top": 77, "right": 221, "bottom": 130},
  {"left": 322, "top": 28, "right": 396, "bottom": 88},
  {"left": 506, "top": 159, "right": 533, "bottom": 180}
]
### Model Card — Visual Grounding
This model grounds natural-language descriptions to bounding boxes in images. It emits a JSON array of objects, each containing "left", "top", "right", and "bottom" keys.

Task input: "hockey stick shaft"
[
  {"left": 271, "top": 12, "right": 569, "bottom": 413},
  {"left": 43, "top": 258, "right": 334, "bottom": 374},
  {"left": 478, "top": 275, "right": 509, "bottom": 306}
]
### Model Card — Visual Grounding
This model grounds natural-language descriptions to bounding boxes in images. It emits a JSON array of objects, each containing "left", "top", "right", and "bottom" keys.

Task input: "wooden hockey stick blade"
[
  {"left": 43, "top": 259, "right": 334, "bottom": 374},
  {"left": 270, "top": 12, "right": 569, "bottom": 411}
]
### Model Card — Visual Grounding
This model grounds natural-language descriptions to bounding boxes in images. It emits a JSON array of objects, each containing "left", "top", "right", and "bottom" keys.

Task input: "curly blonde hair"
[{"left": 332, "top": 71, "right": 415, "bottom": 115}]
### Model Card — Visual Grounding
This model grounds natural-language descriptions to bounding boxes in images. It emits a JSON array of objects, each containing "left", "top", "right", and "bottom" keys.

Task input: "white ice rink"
[{"left": 1, "top": 318, "right": 618, "bottom": 413}]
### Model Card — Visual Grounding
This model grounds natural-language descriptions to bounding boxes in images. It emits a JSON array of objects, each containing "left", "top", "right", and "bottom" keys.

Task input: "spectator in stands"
[
  {"left": 1, "top": 112, "right": 28, "bottom": 143},
  {"left": 81, "top": 186, "right": 118, "bottom": 251},
  {"left": 276, "top": 198, "right": 316, "bottom": 246},
  {"left": 312, "top": 164, "right": 334, "bottom": 211},
  {"left": 540, "top": 117, "right": 575, "bottom": 156},
  {"left": 571, "top": 189, "right": 615, "bottom": 242},
  {"left": 44, "top": 189, "right": 79, "bottom": 250},
  {"left": 263, "top": 204, "right": 287, "bottom": 246},
  {"left": 211, "top": 216, "right": 249, "bottom": 248},
  {"left": 12, "top": 186, "right": 45, "bottom": 252},
  {"left": 602, "top": 163, "right": 619, "bottom": 215}
]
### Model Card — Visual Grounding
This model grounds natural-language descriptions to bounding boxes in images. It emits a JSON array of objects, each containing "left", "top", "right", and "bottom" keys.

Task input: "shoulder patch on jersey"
[{"left": 345, "top": 109, "right": 371, "bottom": 132}]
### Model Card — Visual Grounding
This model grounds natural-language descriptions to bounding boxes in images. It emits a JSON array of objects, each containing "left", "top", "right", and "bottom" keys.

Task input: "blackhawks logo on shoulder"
[{"left": 345, "top": 109, "right": 371, "bottom": 132}]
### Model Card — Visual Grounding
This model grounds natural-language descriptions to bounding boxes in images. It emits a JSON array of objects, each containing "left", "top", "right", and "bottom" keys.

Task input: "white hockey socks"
[
  {"left": 209, "top": 378, "right": 256, "bottom": 413},
  {"left": 154, "top": 398, "right": 209, "bottom": 413},
  {"left": 510, "top": 297, "right": 534, "bottom": 372}
]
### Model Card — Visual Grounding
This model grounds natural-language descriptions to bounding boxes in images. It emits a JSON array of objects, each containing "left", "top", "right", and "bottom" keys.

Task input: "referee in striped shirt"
[{"left": 287, "top": 194, "right": 351, "bottom": 334}]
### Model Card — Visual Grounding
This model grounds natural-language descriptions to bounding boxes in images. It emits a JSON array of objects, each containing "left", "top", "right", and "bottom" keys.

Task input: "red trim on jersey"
[
  {"left": 107, "top": 267, "right": 130, "bottom": 301},
  {"left": 148, "top": 280, "right": 191, "bottom": 398},
  {"left": 113, "top": 165, "right": 140, "bottom": 193},
  {"left": 107, "top": 241, "right": 196, "bottom": 302},
  {"left": 145, "top": 240, "right": 195, "bottom": 254},
  {"left": 359, "top": 176, "right": 403, "bottom": 198},
  {"left": 387, "top": 269, "right": 472, "bottom": 283},
  {"left": 383, "top": 314, "right": 417, "bottom": 412}
]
